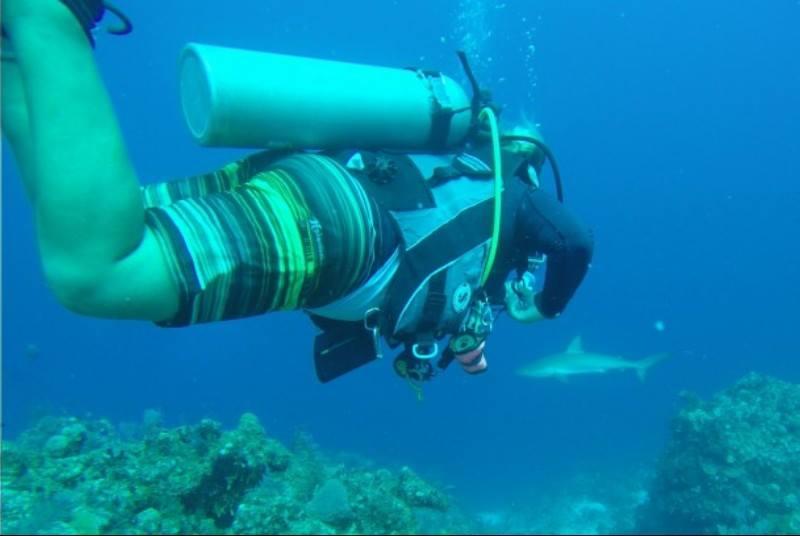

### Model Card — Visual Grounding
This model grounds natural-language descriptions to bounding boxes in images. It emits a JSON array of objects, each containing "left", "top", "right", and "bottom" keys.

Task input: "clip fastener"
[{"left": 411, "top": 342, "right": 439, "bottom": 360}]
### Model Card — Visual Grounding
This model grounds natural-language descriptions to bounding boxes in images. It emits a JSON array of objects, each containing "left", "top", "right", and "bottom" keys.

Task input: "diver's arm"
[{"left": 514, "top": 189, "right": 594, "bottom": 318}]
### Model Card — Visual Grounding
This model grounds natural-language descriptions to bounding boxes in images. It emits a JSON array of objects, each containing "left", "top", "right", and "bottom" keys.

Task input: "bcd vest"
[{"left": 309, "top": 145, "right": 532, "bottom": 382}]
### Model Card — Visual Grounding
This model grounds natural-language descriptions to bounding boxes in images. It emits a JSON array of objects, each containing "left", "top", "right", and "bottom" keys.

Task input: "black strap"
[
  {"left": 416, "top": 271, "right": 448, "bottom": 339},
  {"left": 437, "top": 347, "right": 457, "bottom": 370},
  {"left": 429, "top": 155, "right": 493, "bottom": 186},
  {"left": 59, "top": 0, "right": 133, "bottom": 46},
  {"left": 429, "top": 106, "right": 455, "bottom": 152},
  {"left": 451, "top": 157, "right": 493, "bottom": 178},
  {"left": 469, "top": 145, "right": 531, "bottom": 185}
]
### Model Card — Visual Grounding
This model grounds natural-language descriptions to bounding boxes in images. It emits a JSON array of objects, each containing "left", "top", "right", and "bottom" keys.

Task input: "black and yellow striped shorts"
[{"left": 142, "top": 152, "right": 387, "bottom": 326}]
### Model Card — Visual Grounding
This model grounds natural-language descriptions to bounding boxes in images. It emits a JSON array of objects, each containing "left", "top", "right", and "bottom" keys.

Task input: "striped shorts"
[{"left": 143, "top": 151, "right": 387, "bottom": 327}]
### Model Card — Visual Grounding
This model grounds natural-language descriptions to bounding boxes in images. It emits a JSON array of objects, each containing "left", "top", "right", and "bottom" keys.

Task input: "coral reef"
[
  {"left": 1, "top": 412, "right": 471, "bottom": 535},
  {"left": 10, "top": 374, "right": 797, "bottom": 534},
  {"left": 636, "top": 372, "right": 800, "bottom": 534}
]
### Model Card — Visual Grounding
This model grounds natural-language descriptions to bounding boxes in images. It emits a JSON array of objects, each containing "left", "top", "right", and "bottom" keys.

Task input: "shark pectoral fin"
[{"left": 635, "top": 352, "right": 670, "bottom": 382}]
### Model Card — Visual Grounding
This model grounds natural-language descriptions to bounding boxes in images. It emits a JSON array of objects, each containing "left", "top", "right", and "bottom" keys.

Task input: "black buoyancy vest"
[{"left": 307, "top": 145, "right": 533, "bottom": 382}]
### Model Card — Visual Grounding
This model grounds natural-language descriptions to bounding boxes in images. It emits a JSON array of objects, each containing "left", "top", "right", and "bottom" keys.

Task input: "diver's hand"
[{"left": 504, "top": 277, "right": 545, "bottom": 323}]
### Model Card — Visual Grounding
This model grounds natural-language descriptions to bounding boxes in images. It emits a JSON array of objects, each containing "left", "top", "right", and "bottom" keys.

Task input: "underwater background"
[{"left": 2, "top": 0, "right": 799, "bottom": 533}]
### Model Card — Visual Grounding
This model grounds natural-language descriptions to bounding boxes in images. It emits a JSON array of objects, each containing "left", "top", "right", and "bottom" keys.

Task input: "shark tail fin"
[{"left": 635, "top": 353, "right": 670, "bottom": 382}]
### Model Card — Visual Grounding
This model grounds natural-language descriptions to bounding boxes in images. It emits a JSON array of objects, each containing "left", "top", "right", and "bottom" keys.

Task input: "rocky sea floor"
[{"left": 3, "top": 372, "right": 799, "bottom": 535}]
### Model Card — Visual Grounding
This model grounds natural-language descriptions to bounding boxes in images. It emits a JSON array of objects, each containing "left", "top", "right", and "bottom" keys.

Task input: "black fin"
[{"left": 313, "top": 329, "right": 378, "bottom": 383}]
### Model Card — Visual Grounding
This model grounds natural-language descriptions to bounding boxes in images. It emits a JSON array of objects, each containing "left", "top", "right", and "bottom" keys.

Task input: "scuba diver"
[{"left": 1, "top": 0, "right": 593, "bottom": 395}]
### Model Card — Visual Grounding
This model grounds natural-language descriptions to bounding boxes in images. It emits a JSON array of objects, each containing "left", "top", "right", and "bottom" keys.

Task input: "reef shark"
[{"left": 517, "top": 336, "right": 669, "bottom": 382}]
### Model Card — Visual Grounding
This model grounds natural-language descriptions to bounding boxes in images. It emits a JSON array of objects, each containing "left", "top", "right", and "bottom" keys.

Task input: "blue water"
[{"left": 3, "top": 0, "right": 799, "bottom": 517}]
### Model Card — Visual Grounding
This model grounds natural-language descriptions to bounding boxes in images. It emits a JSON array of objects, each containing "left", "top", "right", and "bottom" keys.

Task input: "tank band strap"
[
  {"left": 429, "top": 105, "right": 455, "bottom": 151},
  {"left": 423, "top": 71, "right": 458, "bottom": 151}
]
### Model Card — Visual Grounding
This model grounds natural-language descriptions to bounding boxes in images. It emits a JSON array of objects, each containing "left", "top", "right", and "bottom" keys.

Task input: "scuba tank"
[{"left": 179, "top": 43, "right": 474, "bottom": 151}]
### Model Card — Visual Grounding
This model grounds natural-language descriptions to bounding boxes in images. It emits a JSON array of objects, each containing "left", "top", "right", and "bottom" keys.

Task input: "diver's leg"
[
  {"left": 1, "top": 40, "right": 37, "bottom": 199},
  {"left": 3, "top": 0, "right": 146, "bottom": 289}
]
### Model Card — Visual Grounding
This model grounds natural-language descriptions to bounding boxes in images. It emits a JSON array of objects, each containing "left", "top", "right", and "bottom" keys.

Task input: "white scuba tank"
[{"left": 178, "top": 43, "right": 474, "bottom": 151}]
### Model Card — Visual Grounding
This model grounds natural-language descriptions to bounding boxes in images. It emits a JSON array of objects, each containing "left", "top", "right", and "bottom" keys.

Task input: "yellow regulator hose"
[{"left": 478, "top": 106, "right": 503, "bottom": 288}]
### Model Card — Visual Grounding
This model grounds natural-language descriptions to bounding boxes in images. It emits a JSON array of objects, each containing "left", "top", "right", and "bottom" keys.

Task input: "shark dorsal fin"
[{"left": 566, "top": 336, "right": 584, "bottom": 354}]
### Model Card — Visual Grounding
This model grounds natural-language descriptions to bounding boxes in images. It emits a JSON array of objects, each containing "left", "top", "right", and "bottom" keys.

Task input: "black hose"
[
  {"left": 456, "top": 50, "right": 483, "bottom": 125},
  {"left": 500, "top": 135, "right": 564, "bottom": 203},
  {"left": 103, "top": 1, "right": 133, "bottom": 35}
]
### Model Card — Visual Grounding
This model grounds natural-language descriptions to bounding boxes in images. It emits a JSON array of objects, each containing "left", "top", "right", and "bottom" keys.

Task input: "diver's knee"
[{"left": 42, "top": 259, "right": 107, "bottom": 316}]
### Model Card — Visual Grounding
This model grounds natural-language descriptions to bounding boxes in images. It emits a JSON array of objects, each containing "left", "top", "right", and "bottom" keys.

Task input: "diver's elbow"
[{"left": 564, "top": 225, "right": 594, "bottom": 269}]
